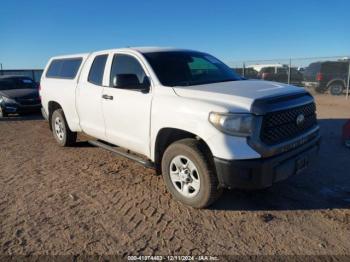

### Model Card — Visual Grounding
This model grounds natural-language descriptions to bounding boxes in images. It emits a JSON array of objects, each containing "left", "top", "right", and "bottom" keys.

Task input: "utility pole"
[
  {"left": 288, "top": 58, "right": 292, "bottom": 85},
  {"left": 346, "top": 60, "right": 350, "bottom": 100},
  {"left": 0, "top": 63, "right": 3, "bottom": 75},
  {"left": 243, "top": 62, "right": 245, "bottom": 78}
]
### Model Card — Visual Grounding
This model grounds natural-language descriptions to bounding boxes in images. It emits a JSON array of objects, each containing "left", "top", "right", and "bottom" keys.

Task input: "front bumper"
[
  {"left": 2, "top": 103, "right": 41, "bottom": 114},
  {"left": 214, "top": 134, "right": 321, "bottom": 189},
  {"left": 41, "top": 107, "right": 48, "bottom": 120}
]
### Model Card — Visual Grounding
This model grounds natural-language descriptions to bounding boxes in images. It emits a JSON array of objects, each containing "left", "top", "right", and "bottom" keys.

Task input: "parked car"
[
  {"left": 258, "top": 66, "right": 304, "bottom": 86},
  {"left": 40, "top": 47, "right": 320, "bottom": 208},
  {"left": 233, "top": 67, "right": 258, "bottom": 79},
  {"left": 0, "top": 76, "right": 41, "bottom": 117},
  {"left": 303, "top": 61, "right": 349, "bottom": 95}
]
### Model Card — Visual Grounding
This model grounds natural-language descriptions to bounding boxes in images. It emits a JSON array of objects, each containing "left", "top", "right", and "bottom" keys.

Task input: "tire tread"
[
  {"left": 162, "top": 138, "right": 222, "bottom": 208},
  {"left": 51, "top": 109, "right": 77, "bottom": 147}
]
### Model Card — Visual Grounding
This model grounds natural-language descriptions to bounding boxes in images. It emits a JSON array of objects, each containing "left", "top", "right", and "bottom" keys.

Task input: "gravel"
[{"left": 0, "top": 95, "right": 349, "bottom": 256}]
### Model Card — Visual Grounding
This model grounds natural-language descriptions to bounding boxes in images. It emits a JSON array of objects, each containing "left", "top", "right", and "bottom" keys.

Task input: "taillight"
[{"left": 316, "top": 72, "right": 323, "bottom": 81}]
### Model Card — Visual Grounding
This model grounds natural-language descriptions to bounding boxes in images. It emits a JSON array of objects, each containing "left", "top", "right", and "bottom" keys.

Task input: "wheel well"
[
  {"left": 154, "top": 128, "right": 212, "bottom": 175},
  {"left": 48, "top": 101, "right": 62, "bottom": 130},
  {"left": 327, "top": 79, "right": 346, "bottom": 88}
]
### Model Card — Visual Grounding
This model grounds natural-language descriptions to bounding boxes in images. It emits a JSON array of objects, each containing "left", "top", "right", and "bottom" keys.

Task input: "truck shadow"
[
  {"left": 74, "top": 141, "right": 95, "bottom": 148},
  {"left": 211, "top": 118, "right": 350, "bottom": 211}
]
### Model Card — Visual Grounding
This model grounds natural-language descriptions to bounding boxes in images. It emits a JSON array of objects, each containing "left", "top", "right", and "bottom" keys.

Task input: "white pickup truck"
[{"left": 40, "top": 47, "right": 320, "bottom": 208}]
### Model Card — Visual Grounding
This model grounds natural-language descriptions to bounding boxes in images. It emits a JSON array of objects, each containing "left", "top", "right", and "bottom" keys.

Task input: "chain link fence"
[
  {"left": 1, "top": 57, "right": 350, "bottom": 99},
  {"left": 230, "top": 56, "right": 350, "bottom": 100}
]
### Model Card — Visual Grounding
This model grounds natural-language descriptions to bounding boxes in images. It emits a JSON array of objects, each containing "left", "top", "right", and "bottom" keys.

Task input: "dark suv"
[
  {"left": 303, "top": 61, "right": 349, "bottom": 95},
  {"left": 0, "top": 76, "right": 41, "bottom": 117},
  {"left": 233, "top": 67, "right": 258, "bottom": 79},
  {"left": 258, "top": 66, "right": 304, "bottom": 86}
]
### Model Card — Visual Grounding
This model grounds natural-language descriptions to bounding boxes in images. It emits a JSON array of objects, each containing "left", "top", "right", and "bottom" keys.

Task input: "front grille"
[
  {"left": 260, "top": 102, "right": 317, "bottom": 145},
  {"left": 16, "top": 98, "right": 40, "bottom": 106}
]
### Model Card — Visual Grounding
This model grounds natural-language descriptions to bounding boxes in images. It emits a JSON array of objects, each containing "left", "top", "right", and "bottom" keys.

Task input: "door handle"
[{"left": 102, "top": 94, "right": 114, "bottom": 100}]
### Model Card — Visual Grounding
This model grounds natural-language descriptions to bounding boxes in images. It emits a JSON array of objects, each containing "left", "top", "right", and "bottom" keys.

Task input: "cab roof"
[
  {"left": 92, "top": 46, "right": 197, "bottom": 54},
  {"left": 0, "top": 75, "right": 33, "bottom": 80},
  {"left": 130, "top": 46, "right": 196, "bottom": 53},
  {"left": 48, "top": 47, "right": 200, "bottom": 60}
]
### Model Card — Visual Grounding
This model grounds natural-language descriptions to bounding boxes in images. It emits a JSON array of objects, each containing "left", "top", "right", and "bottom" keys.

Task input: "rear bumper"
[{"left": 214, "top": 134, "right": 321, "bottom": 189}]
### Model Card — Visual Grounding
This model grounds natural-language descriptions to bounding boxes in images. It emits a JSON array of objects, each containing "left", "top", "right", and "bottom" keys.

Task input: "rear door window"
[
  {"left": 322, "top": 62, "right": 348, "bottom": 74},
  {"left": 88, "top": 55, "right": 108, "bottom": 85},
  {"left": 46, "top": 58, "right": 82, "bottom": 79}
]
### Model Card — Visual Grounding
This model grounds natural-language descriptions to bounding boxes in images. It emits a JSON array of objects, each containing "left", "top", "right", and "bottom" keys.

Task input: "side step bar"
[{"left": 88, "top": 140, "right": 154, "bottom": 169}]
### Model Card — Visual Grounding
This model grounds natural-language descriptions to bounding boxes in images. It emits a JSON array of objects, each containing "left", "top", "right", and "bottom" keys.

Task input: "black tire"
[
  {"left": 0, "top": 107, "right": 8, "bottom": 118},
  {"left": 161, "top": 138, "right": 222, "bottom": 208},
  {"left": 51, "top": 109, "right": 77, "bottom": 147},
  {"left": 329, "top": 82, "right": 345, "bottom": 96}
]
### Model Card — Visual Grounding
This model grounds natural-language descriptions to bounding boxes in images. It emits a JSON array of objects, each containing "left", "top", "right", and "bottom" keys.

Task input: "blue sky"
[{"left": 0, "top": 0, "right": 349, "bottom": 69}]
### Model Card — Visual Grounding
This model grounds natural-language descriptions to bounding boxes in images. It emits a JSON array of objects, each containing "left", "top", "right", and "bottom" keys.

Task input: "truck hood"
[{"left": 172, "top": 80, "right": 307, "bottom": 112}]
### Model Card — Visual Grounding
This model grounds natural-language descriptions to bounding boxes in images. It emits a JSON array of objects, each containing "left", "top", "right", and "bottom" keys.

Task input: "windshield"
[
  {"left": 0, "top": 77, "right": 37, "bottom": 90},
  {"left": 143, "top": 51, "right": 242, "bottom": 87}
]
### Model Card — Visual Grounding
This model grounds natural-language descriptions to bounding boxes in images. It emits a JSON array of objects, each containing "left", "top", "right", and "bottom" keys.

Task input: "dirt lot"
[{"left": 0, "top": 95, "right": 350, "bottom": 257}]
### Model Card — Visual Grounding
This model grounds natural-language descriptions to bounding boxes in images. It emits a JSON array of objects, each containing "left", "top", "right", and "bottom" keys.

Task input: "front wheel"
[
  {"left": 161, "top": 138, "right": 222, "bottom": 208},
  {"left": 51, "top": 109, "right": 77, "bottom": 146}
]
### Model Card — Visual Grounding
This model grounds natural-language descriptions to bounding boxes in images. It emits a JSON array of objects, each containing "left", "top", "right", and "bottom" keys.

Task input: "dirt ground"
[{"left": 0, "top": 95, "right": 350, "bottom": 257}]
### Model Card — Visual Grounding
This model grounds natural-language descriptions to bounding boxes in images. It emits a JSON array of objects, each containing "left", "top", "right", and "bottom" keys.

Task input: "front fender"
[{"left": 150, "top": 95, "right": 260, "bottom": 161}]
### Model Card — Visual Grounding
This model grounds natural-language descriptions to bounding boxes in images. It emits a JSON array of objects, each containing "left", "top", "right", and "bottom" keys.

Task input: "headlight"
[
  {"left": 0, "top": 96, "right": 16, "bottom": 104},
  {"left": 209, "top": 112, "right": 253, "bottom": 137}
]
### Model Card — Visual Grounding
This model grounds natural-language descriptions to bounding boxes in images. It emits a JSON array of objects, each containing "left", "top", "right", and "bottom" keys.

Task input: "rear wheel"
[
  {"left": 51, "top": 109, "right": 77, "bottom": 146},
  {"left": 161, "top": 138, "right": 222, "bottom": 208},
  {"left": 329, "top": 82, "right": 344, "bottom": 96},
  {"left": 0, "top": 107, "right": 8, "bottom": 118}
]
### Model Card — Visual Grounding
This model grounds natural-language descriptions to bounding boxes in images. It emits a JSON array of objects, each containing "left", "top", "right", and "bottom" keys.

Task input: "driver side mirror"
[{"left": 112, "top": 74, "right": 150, "bottom": 93}]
